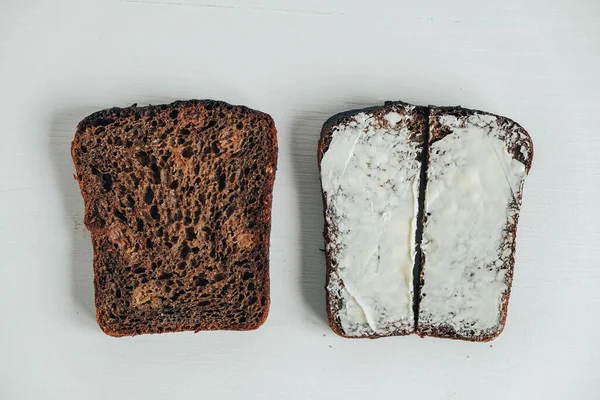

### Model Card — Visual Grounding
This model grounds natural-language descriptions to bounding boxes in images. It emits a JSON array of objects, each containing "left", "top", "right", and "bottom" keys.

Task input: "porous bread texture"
[{"left": 71, "top": 100, "right": 277, "bottom": 336}]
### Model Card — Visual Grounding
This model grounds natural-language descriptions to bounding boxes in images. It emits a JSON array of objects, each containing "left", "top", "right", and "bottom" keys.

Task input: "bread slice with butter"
[
  {"left": 417, "top": 107, "right": 533, "bottom": 341},
  {"left": 318, "top": 101, "right": 428, "bottom": 338},
  {"left": 319, "top": 102, "right": 533, "bottom": 341}
]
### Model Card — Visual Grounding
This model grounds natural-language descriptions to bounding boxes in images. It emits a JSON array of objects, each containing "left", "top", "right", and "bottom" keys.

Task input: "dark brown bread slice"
[
  {"left": 71, "top": 100, "right": 277, "bottom": 336},
  {"left": 417, "top": 106, "right": 533, "bottom": 341},
  {"left": 318, "top": 101, "right": 428, "bottom": 338}
]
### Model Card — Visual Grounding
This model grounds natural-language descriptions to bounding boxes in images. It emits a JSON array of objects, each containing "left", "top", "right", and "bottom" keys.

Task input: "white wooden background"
[{"left": 1, "top": 0, "right": 599, "bottom": 398}]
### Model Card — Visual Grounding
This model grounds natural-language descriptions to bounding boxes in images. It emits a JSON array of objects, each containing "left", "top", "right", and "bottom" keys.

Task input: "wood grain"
[{"left": 0, "top": 0, "right": 599, "bottom": 399}]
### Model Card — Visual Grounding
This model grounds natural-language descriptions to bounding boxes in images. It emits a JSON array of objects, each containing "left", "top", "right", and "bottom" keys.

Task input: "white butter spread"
[
  {"left": 419, "top": 113, "right": 530, "bottom": 336},
  {"left": 321, "top": 106, "right": 422, "bottom": 336}
]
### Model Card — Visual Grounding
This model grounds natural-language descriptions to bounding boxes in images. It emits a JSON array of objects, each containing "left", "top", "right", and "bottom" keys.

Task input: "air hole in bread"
[
  {"left": 195, "top": 277, "right": 209, "bottom": 287},
  {"left": 182, "top": 147, "right": 193, "bottom": 158},
  {"left": 218, "top": 173, "right": 226, "bottom": 191},
  {"left": 150, "top": 205, "right": 159, "bottom": 220},
  {"left": 144, "top": 187, "right": 154, "bottom": 205},
  {"left": 136, "top": 151, "right": 150, "bottom": 166},
  {"left": 102, "top": 173, "right": 113, "bottom": 191},
  {"left": 113, "top": 209, "right": 126, "bottom": 222},
  {"left": 185, "top": 227, "right": 196, "bottom": 241},
  {"left": 180, "top": 244, "right": 190, "bottom": 259}
]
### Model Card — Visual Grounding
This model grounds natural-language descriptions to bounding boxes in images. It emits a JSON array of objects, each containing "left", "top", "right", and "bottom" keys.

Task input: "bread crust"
[{"left": 72, "top": 100, "right": 277, "bottom": 336}]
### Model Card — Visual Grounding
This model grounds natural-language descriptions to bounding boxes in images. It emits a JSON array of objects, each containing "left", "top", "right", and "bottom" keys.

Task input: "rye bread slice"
[
  {"left": 417, "top": 106, "right": 533, "bottom": 341},
  {"left": 318, "top": 101, "right": 428, "bottom": 338},
  {"left": 71, "top": 100, "right": 277, "bottom": 336},
  {"left": 319, "top": 102, "right": 533, "bottom": 341}
]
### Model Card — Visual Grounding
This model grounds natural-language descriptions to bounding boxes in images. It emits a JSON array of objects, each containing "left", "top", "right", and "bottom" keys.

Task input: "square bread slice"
[
  {"left": 71, "top": 100, "right": 277, "bottom": 336},
  {"left": 318, "top": 101, "right": 428, "bottom": 338},
  {"left": 417, "top": 107, "right": 533, "bottom": 341}
]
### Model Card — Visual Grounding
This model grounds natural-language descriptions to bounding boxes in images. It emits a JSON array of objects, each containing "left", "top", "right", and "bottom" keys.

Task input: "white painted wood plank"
[{"left": 0, "top": 0, "right": 599, "bottom": 398}]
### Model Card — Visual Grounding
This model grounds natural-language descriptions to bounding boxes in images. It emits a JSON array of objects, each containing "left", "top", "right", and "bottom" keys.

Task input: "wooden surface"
[{"left": 1, "top": 0, "right": 599, "bottom": 398}]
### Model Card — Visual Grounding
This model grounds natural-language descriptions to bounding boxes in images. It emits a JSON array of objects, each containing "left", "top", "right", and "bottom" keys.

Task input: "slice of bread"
[
  {"left": 71, "top": 100, "right": 277, "bottom": 336},
  {"left": 417, "top": 107, "right": 533, "bottom": 341},
  {"left": 318, "top": 101, "right": 428, "bottom": 338},
  {"left": 319, "top": 102, "right": 533, "bottom": 341}
]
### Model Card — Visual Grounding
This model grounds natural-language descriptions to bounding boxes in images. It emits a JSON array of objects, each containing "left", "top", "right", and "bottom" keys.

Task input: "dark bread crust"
[
  {"left": 317, "top": 101, "right": 428, "bottom": 339},
  {"left": 418, "top": 106, "right": 534, "bottom": 342},
  {"left": 72, "top": 100, "right": 277, "bottom": 336}
]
